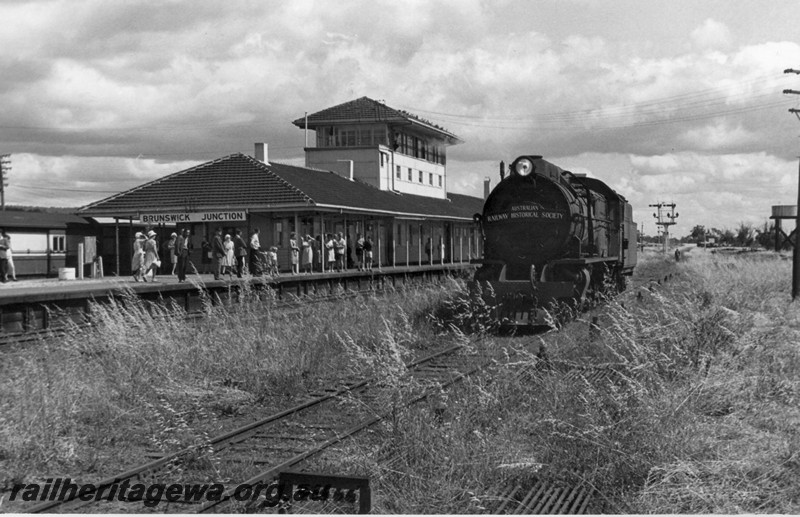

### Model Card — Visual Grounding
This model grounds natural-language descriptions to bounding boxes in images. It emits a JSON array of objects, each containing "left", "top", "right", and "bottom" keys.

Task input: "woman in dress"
[
  {"left": 301, "top": 235, "right": 314, "bottom": 274},
  {"left": 168, "top": 232, "right": 178, "bottom": 275},
  {"left": 143, "top": 230, "right": 160, "bottom": 282},
  {"left": 289, "top": 232, "right": 300, "bottom": 275},
  {"left": 131, "top": 232, "right": 146, "bottom": 281},
  {"left": 325, "top": 233, "right": 336, "bottom": 272},
  {"left": 223, "top": 234, "right": 235, "bottom": 278}
]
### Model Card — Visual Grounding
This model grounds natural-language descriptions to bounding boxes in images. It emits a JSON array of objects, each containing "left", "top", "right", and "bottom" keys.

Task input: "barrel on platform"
[{"left": 58, "top": 267, "right": 76, "bottom": 281}]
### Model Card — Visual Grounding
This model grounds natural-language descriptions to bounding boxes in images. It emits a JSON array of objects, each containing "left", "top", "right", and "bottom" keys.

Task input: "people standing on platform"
[
  {"left": 355, "top": 233, "right": 364, "bottom": 271},
  {"left": 250, "top": 228, "right": 262, "bottom": 275},
  {"left": 267, "top": 246, "right": 279, "bottom": 276},
  {"left": 143, "top": 230, "right": 160, "bottom": 282},
  {"left": 3, "top": 232, "right": 17, "bottom": 281},
  {"left": 290, "top": 232, "right": 300, "bottom": 275},
  {"left": 176, "top": 228, "right": 189, "bottom": 282},
  {"left": 364, "top": 235, "right": 374, "bottom": 271},
  {"left": 222, "top": 234, "right": 235, "bottom": 278},
  {"left": 132, "top": 232, "right": 146, "bottom": 281},
  {"left": 167, "top": 232, "right": 178, "bottom": 275},
  {"left": 425, "top": 237, "right": 432, "bottom": 264},
  {"left": 315, "top": 234, "right": 323, "bottom": 272},
  {"left": 212, "top": 227, "right": 225, "bottom": 280},
  {"left": 233, "top": 229, "right": 248, "bottom": 278},
  {"left": 0, "top": 229, "right": 8, "bottom": 282},
  {"left": 325, "top": 233, "right": 335, "bottom": 272},
  {"left": 200, "top": 237, "right": 212, "bottom": 274},
  {"left": 334, "top": 232, "right": 346, "bottom": 272},
  {"left": 301, "top": 235, "right": 314, "bottom": 274}
]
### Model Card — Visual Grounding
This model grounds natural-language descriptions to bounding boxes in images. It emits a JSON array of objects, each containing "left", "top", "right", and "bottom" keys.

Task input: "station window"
[
  {"left": 408, "top": 168, "right": 412, "bottom": 181},
  {"left": 429, "top": 173, "right": 433, "bottom": 185},
  {"left": 51, "top": 235, "right": 66, "bottom": 253},
  {"left": 438, "top": 175, "right": 443, "bottom": 187},
  {"left": 396, "top": 165, "right": 401, "bottom": 179},
  {"left": 418, "top": 170, "right": 423, "bottom": 183}
]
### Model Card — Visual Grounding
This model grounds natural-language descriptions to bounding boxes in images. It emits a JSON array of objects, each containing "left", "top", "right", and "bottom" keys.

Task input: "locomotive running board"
[{"left": 548, "top": 256, "right": 621, "bottom": 266}]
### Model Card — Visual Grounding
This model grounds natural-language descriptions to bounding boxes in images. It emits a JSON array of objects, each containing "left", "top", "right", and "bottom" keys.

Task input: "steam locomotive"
[{"left": 472, "top": 155, "right": 637, "bottom": 326}]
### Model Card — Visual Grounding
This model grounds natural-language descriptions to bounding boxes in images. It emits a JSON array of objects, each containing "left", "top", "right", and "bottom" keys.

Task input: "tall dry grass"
[
  {"left": 0, "top": 279, "right": 458, "bottom": 489},
  {"left": 324, "top": 249, "right": 800, "bottom": 513}
]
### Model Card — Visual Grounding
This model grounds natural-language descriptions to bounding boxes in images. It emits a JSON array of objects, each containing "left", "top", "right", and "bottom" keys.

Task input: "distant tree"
[
  {"left": 686, "top": 225, "right": 706, "bottom": 243},
  {"left": 720, "top": 229, "right": 736, "bottom": 245},
  {"left": 735, "top": 222, "right": 755, "bottom": 247},
  {"left": 755, "top": 221, "right": 775, "bottom": 249}
]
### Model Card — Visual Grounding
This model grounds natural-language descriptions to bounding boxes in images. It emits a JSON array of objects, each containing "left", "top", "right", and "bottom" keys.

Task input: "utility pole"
[
  {"left": 0, "top": 154, "right": 11, "bottom": 211},
  {"left": 784, "top": 68, "right": 800, "bottom": 300},
  {"left": 650, "top": 202, "right": 678, "bottom": 253}
]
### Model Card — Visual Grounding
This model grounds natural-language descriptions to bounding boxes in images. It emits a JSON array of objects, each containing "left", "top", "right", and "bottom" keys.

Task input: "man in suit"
[
  {"left": 233, "top": 228, "right": 248, "bottom": 278},
  {"left": 212, "top": 227, "right": 225, "bottom": 280},
  {"left": 176, "top": 228, "right": 190, "bottom": 282}
]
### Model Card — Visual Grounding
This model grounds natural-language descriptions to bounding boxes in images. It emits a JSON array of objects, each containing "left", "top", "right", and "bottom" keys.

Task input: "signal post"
[{"left": 650, "top": 202, "right": 678, "bottom": 253}]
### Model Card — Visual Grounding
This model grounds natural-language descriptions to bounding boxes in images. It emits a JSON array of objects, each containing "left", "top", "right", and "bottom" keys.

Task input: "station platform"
[{"left": 0, "top": 263, "right": 474, "bottom": 333}]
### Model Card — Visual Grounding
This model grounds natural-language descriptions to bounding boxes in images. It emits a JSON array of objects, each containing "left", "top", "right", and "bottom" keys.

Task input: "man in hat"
[
  {"left": 212, "top": 227, "right": 225, "bottom": 280},
  {"left": 176, "top": 228, "right": 190, "bottom": 282}
]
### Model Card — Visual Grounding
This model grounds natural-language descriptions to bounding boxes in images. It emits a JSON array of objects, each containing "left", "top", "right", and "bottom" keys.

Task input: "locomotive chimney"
[
  {"left": 499, "top": 161, "right": 505, "bottom": 180},
  {"left": 484, "top": 177, "right": 491, "bottom": 200}
]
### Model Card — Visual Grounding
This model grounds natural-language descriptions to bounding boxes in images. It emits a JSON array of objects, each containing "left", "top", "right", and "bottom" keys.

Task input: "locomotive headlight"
[{"left": 514, "top": 158, "right": 534, "bottom": 177}]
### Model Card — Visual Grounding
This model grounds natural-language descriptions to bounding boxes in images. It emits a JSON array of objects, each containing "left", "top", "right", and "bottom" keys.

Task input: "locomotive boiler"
[{"left": 472, "top": 155, "right": 637, "bottom": 326}]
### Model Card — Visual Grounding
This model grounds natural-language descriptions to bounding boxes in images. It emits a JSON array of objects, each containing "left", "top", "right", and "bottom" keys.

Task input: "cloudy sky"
[{"left": 2, "top": 0, "right": 800, "bottom": 236}]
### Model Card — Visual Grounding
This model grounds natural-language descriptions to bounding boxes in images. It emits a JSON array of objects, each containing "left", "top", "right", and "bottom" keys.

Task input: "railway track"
[
  {"left": 23, "top": 337, "right": 504, "bottom": 513},
  {"left": 11, "top": 264, "right": 683, "bottom": 512}
]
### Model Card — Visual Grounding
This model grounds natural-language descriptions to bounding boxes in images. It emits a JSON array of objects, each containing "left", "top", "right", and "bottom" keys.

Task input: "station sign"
[{"left": 140, "top": 211, "right": 247, "bottom": 224}]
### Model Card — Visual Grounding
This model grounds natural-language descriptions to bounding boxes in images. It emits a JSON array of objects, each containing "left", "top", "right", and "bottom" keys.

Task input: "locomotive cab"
[{"left": 472, "top": 155, "right": 636, "bottom": 326}]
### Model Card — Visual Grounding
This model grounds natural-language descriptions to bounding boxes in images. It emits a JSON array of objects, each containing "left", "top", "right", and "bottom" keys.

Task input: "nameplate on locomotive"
[{"left": 485, "top": 204, "right": 566, "bottom": 222}]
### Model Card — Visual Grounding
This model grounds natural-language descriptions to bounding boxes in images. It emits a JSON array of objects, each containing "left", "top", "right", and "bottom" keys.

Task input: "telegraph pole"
[
  {"left": 0, "top": 155, "right": 11, "bottom": 211},
  {"left": 784, "top": 68, "right": 800, "bottom": 300},
  {"left": 650, "top": 202, "right": 679, "bottom": 253}
]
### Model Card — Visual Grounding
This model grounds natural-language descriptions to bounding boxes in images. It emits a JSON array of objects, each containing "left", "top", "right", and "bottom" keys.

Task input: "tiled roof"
[
  {"left": 80, "top": 154, "right": 312, "bottom": 215},
  {"left": 293, "top": 96, "right": 462, "bottom": 143},
  {"left": 79, "top": 154, "right": 483, "bottom": 221},
  {"left": 271, "top": 161, "right": 483, "bottom": 219},
  {"left": 0, "top": 210, "right": 92, "bottom": 229}
]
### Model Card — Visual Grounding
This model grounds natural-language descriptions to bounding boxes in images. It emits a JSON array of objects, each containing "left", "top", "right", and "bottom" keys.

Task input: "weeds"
[
  {"left": 325, "top": 249, "right": 800, "bottom": 513},
  {"left": 0, "top": 278, "right": 456, "bottom": 491}
]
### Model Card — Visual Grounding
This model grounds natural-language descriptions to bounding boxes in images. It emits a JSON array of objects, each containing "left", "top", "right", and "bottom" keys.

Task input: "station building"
[
  {"left": 79, "top": 97, "right": 484, "bottom": 275},
  {"left": 0, "top": 210, "right": 97, "bottom": 276}
]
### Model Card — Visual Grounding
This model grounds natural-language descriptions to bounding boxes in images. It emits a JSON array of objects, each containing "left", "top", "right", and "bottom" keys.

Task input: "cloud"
[
  {"left": 0, "top": 0, "right": 799, "bottom": 239},
  {"left": 5, "top": 153, "right": 199, "bottom": 208},
  {"left": 691, "top": 19, "right": 733, "bottom": 50}
]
